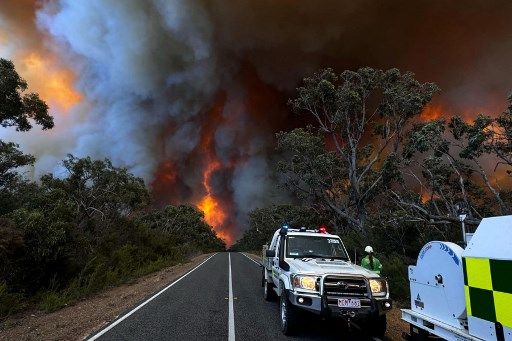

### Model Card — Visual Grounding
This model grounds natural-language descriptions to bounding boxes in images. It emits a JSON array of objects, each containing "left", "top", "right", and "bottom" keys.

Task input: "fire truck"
[{"left": 402, "top": 215, "right": 512, "bottom": 341}]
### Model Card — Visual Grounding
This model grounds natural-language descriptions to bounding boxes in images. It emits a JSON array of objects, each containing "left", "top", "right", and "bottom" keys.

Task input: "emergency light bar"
[{"left": 279, "top": 225, "right": 328, "bottom": 235}]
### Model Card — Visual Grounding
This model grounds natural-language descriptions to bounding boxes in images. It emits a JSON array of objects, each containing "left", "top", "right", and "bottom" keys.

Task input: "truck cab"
[{"left": 262, "top": 226, "right": 392, "bottom": 337}]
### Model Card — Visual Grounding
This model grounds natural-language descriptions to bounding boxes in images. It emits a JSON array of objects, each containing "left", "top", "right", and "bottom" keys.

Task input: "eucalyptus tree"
[
  {"left": 393, "top": 109, "right": 512, "bottom": 229},
  {"left": 282, "top": 67, "right": 438, "bottom": 231},
  {"left": 0, "top": 58, "right": 53, "bottom": 131}
]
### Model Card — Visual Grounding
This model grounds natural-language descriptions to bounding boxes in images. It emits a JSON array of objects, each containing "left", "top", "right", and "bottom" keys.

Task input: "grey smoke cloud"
[
  {"left": 2, "top": 0, "right": 512, "bottom": 241},
  {"left": 35, "top": 0, "right": 220, "bottom": 179}
]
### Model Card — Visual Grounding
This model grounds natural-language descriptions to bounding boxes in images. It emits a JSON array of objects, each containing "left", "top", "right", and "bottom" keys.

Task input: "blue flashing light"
[{"left": 280, "top": 225, "right": 289, "bottom": 235}]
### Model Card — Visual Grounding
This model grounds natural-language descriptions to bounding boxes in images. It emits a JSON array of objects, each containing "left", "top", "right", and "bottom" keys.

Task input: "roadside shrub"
[
  {"left": 0, "top": 157, "right": 225, "bottom": 319},
  {"left": 233, "top": 205, "right": 325, "bottom": 252},
  {"left": 38, "top": 291, "right": 67, "bottom": 313},
  {"left": 0, "top": 282, "right": 24, "bottom": 317},
  {"left": 380, "top": 255, "right": 411, "bottom": 302}
]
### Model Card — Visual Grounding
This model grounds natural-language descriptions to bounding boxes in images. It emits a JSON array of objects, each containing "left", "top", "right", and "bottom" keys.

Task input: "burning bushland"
[
  {"left": 0, "top": 58, "right": 225, "bottom": 318},
  {"left": 234, "top": 67, "right": 512, "bottom": 300},
  {"left": 2, "top": 1, "right": 512, "bottom": 244}
]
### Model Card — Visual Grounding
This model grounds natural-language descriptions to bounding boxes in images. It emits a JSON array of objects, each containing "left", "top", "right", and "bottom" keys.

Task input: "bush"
[
  {"left": 0, "top": 157, "right": 225, "bottom": 318},
  {"left": 380, "top": 255, "right": 412, "bottom": 302},
  {"left": 38, "top": 291, "right": 67, "bottom": 312},
  {"left": 0, "top": 282, "right": 24, "bottom": 317},
  {"left": 233, "top": 205, "right": 325, "bottom": 251}
]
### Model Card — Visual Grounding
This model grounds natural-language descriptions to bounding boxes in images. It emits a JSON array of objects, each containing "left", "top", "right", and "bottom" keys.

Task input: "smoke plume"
[{"left": 1, "top": 0, "right": 512, "bottom": 243}]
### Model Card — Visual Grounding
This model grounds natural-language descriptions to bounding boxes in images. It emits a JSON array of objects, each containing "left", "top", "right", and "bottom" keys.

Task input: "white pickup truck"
[{"left": 261, "top": 226, "right": 392, "bottom": 337}]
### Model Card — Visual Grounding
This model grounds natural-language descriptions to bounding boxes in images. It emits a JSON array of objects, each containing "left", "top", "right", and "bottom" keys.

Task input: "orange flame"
[
  {"left": 197, "top": 159, "right": 226, "bottom": 228},
  {"left": 194, "top": 97, "right": 235, "bottom": 246},
  {"left": 420, "top": 104, "right": 443, "bottom": 121},
  {"left": 19, "top": 52, "right": 82, "bottom": 111},
  {"left": 420, "top": 191, "right": 430, "bottom": 203}
]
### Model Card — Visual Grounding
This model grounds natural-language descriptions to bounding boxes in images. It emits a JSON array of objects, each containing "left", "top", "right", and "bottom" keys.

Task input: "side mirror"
[{"left": 266, "top": 249, "right": 276, "bottom": 258}]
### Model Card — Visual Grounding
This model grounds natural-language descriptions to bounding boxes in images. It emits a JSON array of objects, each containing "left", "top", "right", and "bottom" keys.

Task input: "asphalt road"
[{"left": 89, "top": 252, "right": 376, "bottom": 341}]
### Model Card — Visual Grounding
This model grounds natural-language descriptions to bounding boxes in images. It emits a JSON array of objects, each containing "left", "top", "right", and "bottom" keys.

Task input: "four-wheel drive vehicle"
[{"left": 261, "top": 226, "right": 392, "bottom": 337}]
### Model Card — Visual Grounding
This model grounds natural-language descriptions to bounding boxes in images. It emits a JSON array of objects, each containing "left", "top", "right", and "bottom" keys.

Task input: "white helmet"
[{"left": 365, "top": 246, "right": 374, "bottom": 253}]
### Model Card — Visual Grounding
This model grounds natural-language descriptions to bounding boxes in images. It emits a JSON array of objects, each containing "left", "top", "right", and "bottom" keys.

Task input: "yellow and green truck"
[{"left": 402, "top": 215, "right": 512, "bottom": 341}]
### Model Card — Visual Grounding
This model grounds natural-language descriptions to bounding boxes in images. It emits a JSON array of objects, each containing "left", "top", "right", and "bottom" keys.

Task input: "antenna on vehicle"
[{"left": 454, "top": 202, "right": 469, "bottom": 247}]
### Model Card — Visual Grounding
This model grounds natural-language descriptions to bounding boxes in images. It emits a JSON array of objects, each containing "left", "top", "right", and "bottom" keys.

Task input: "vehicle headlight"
[
  {"left": 369, "top": 279, "right": 387, "bottom": 297},
  {"left": 292, "top": 275, "right": 318, "bottom": 291}
]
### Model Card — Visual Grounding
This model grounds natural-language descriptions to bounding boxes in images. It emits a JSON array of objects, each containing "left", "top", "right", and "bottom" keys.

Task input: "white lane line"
[
  {"left": 88, "top": 253, "right": 218, "bottom": 341},
  {"left": 240, "top": 252, "right": 261, "bottom": 266},
  {"left": 228, "top": 253, "right": 236, "bottom": 341}
]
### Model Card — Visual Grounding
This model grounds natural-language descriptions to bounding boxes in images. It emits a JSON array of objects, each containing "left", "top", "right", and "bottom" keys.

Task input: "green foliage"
[
  {"left": 0, "top": 141, "right": 35, "bottom": 188},
  {"left": 0, "top": 156, "right": 225, "bottom": 318},
  {"left": 10, "top": 209, "right": 69, "bottom": 263},
  {"left": 0, "top": 60, "right": 226, "bottom": 318},
  {"left": 0, "top": 142, "right": 37, "bottom": 216},
  {"left": 233, "top": 205, "right": 325, "bottom": 251},
  {"left": 404, "top": 120, "right": 448, "bottom": 158},
  {"left": 238, "top": 67, "right": 512, "bottom": 302},
  {"left": 137, "top": 205, "right": 225, "bottom": 252},
  {"left": 276, "top": 128, "right": 342, "bottom": 205},
  {"left": 36, "top": 225, "right": 191, "bottom": 313},
  {"left": 493, "top": 97, "right": 512, "bottom": 169},
  {"left": 285, "top": 67, "right": 439, "bottom": 230},
  {"left": 0, "top": 282, "right": 24, "bottom": 316},
  {"left": 379, "top": 255, "right": 411, "bottom": 302},
  {"left": 400, "top": 111, "right": 511, "bottom": 220},
  {"left": 0, "top": 58, "right": 53, "bottom": 131},
  {"left": 41, "top": 155, "right": 150, "bottom": 227}
]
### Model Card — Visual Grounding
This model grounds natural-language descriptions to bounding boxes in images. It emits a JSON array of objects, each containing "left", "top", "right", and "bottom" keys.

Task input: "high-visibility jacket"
[{"left": 361, "top": 255, "right": 382, "bottom": 275}]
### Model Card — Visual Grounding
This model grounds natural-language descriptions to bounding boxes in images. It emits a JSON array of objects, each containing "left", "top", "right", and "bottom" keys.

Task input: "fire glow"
[
  {"left": 197, "top": 158, "right": 231, "bottom": 244},
  {"left": 6, "top": 0, "right": 512, "bottom": 249},
  {"left": 195, "top": 98, "right": 234, "bottom": 246},
  {"left": 20, "top": 52, "right": 81, "bottom": 111}
]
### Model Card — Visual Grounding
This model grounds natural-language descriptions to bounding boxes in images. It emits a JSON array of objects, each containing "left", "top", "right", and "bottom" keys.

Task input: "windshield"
[{"left": 286, "top": 235, "right": 349, "bottom": 260}]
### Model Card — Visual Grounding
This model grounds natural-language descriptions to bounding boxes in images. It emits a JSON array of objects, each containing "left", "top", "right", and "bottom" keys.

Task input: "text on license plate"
[{"left": 338, "top": 298, "right": 361, "bottom": 308}]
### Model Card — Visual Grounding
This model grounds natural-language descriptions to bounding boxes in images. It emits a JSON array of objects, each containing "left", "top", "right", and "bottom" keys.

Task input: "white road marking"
[
  {"left": 228, "top": 253, "right": 236, "bottom": 341},
  {"left": 87, "top": 253, "right": 218, "bottom": 341},
  {"left": 241, "top": 252, "right": 261, "bottom": 266}
]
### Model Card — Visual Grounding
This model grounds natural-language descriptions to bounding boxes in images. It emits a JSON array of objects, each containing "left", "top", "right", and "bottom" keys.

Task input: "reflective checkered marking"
[{"left": 463, "top": 257, "right": 512, "bottom": 328}]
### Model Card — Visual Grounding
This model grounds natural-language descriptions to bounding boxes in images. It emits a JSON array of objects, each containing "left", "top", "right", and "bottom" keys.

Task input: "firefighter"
[{"left": 361, "top": 246, "right": 382, "bottom": 275}]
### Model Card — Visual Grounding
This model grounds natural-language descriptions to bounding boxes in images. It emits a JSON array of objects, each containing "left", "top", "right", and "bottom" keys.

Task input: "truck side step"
[{"left": 402, "top": 309, "right": 482, "bottom": 341}]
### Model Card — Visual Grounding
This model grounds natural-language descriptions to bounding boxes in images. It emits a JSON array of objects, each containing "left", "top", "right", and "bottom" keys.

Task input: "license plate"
[{"left": 338, "top": 298, "right": 361, "bottom": 308}]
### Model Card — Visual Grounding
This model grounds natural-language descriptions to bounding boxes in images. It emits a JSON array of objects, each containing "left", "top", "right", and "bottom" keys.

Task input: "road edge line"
[
  {"left": 228, "top": 253, "right": 235, "bottom": 341},
  {"left": 87, "top": 252, "right": 218, "bottom": 340},
  {"left": 240, "top": 252, "right": 261, "bottom": 266}
]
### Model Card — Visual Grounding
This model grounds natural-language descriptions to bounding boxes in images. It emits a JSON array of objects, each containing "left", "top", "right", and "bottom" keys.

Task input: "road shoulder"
[{"left": 0, "top": 253, "right": 212, "bottom": 341}]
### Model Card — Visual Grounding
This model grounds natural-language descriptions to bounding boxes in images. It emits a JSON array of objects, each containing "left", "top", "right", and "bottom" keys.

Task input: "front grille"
[{"left": 323, "top": 276, "right": 371, "bottom": 309}]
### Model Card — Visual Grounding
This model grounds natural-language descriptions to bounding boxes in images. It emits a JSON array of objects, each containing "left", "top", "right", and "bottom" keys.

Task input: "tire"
[
  {"left": 369, "top": 315, "right": 387, "bottom": 339},
  {"left": 263, "top": 278, "right": 275, "bottom": 301},
  {"left": 280, "top": 289, "right": 298, "bottom": 335}
]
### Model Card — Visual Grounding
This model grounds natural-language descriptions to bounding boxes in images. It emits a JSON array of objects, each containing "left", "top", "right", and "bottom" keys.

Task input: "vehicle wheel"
[
  {"left": 280, "top": 290, "right": 298, "bottom": 335},
  {"left": 369, "top": 315, "right": 387, "bottom": 339},
  {"left": 263, "top": 279, "right": 275, "bottom": 301}
]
